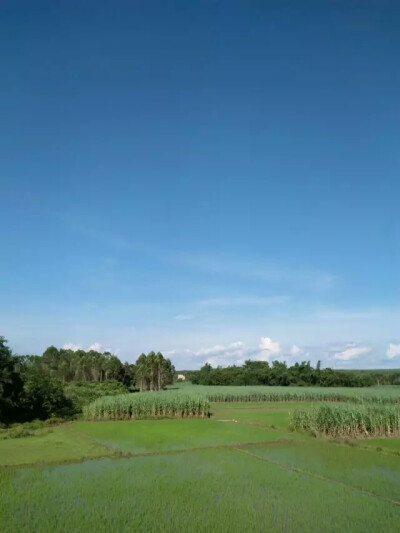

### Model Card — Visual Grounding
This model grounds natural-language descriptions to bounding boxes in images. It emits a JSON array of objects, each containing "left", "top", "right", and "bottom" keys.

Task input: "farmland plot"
[{"left": 1, "top": 398, "right": 400, "bottom": 532}]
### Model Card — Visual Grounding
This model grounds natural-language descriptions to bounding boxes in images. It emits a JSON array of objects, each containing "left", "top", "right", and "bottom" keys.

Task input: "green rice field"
[{"left": 1, "top": 386, "right": 400, "bottom": 532}]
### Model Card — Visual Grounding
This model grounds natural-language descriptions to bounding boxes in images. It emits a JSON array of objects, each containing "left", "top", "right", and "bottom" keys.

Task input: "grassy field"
[
  {"left": 1, "top": 390, "right": 400, "bottom": 532},
  {"left": 174, "top": 383, "right": 400, "bottom": 403}
]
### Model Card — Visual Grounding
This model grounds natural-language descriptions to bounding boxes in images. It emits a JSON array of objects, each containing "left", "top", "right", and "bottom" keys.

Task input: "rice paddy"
[{"left": 1, "top": 386, "right": 400, "bottom": 532}]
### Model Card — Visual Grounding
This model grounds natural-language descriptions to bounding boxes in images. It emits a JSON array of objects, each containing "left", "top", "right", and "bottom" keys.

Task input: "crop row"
[
  {"left": 203, "top": 389, "right": 400, "bottom": 404},
  {"left": 290, "top": 403, "right": 400, "bottom": 438},
  {"left": 83, "top": 392, "right": 210, "bottom": 420}
]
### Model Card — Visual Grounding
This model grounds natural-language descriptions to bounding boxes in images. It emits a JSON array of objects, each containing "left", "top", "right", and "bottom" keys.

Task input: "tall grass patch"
[
  {"left": 83, "top": 392, "right": 210, "bottom": 420},
  {"left": 202, "top": 386, "right": 400, "bottom": 404},
  {"left": 290, "top": 403, "right": 400, "bottom": 438}
]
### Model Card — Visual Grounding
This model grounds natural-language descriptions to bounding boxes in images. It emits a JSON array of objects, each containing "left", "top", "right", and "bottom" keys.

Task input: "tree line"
[
  {"left": 135, "top": 352, "right": 175, "bottom": 391},
  {"left": 0, "top": 336, "right": 174, "bottom": 424},
  {"left": 187, "top": 360, "right": 400, "bottom": 387}
]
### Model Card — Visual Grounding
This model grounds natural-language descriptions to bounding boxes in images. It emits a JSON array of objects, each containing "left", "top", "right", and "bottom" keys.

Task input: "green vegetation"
[
  {"left": 0, "top": 425, "right": 112, "bottom": 466},
  {"left": 33, "top": 344, "right": 134, "bottom": 384},
  {"left": 1, "top": 434, "right": 400, "bottom": 532},
  {"left": 290, "top": 403, "right": 400, "bottom": 437},
  {"left": 70, "top": 419, "right": 292, "bottom": 454},
  {"left": 0, "top": 336, "right": 175, "bottom": 425},
  {"left": 0, "top": 336, "right": 137, "bottom": 424},
  {"left": 64, "top": 381, "right": 129, "bottom": 411},
  {"left": 211, "top": 403, "right": 304, "bottom": 428},
  {"left": 1, "top": 400, "right": 400, "bottom": 531},
  {"left": 2, "top": 333, "right": 400, "bottom": 530},
  {"left": 177, "top": 383, "right": 400, "bottom": 404},
  {"left": 83, "top": 392, "right": 210, "bottom": 420},
  {"left": 362, "top": 437, "right": 400, "bottom": 453},
  {"left": 243, "top": 440, "right": 400, "bottom": 502},
  {"left": 188, "top": 359, "right": 392, "bottom": 387},
  {"left": 135, "top": 352, "right": 175, "bottom": 391}
]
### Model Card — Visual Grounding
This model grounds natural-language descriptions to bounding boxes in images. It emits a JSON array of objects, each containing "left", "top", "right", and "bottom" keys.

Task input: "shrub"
[{"left": 65, "top": 381, "right": 129, "bottom": 412}]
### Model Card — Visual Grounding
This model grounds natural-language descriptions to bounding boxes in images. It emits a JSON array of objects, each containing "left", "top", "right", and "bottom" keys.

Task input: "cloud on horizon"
[
  {"left": 62, "top": 341, "right": 116, "bottom": 353},
  {"left": 62, "top": 343, "right": 83, "bottom": 351},
  {"left": 387, "top": 343, "right": 400, "bottom": 359},
  {"left": 333, "top": 345, "right": 371, "bottom": 361},
  {"left": 290, "top": 344, "right": 303, "bottom": 356}
]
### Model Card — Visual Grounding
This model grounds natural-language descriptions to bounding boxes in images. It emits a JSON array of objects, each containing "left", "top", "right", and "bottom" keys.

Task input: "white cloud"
[
  {"left": 194, "top": 341, "right": 246, "bottom": 367},
  {"left": 259, "top": 337, "right": 281, "bottom": 354},
  {"left": 174, "top": 315, "right": 194, "bottom": 321},
  {"left": 195, "top": 341, "right": 244, "bottom": 357},
  {"left": 387, "top": 343, "right": 400, "bottom": 359},
  {"left": 290, "top": 344, "right": 303, "bottom": 356},
  {"left": 88, "top": 342, "right": 103, "bottom": 352},
  {"left": 62, "top": 343, "right": 82, "bottom": 351},
  {"left": 333, "top": 345, "right": 371, "bottom": 361},
  {"left": 255, "top": 337, "right": 282, "bottom": 362},
  {"left": 163, "top": 350, "right": 176, "bottom": 356},
  {"left": 163, "top": 348, "right": 191, "bottom": 357},
  {"left": 63, "top": 341, "right": 109, "bottom": 353}
]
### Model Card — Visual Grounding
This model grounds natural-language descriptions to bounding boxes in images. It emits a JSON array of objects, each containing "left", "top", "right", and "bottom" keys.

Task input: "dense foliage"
[
  {"left": 83, "top": 392, "right": 210, "bottom": 420},
  {"left": 0, "top": 336, "right": 24, "bottom": 423},
  {"left": 64, "top": 381, "right": 129, "bottom": 411},
  {"left": 290, "top": 403, "right": 400, "bottom": 438},
  {"left": 184, "top": 385, "right": 400, "bottom": 404},
  {"left": 0, "top": 336, "right": 172, "bottom": 424},
  {"left": 135, "top": 352, "right": 175, "bottom": 391},
  {"left": 187, "top": 360, "right": 389, "bottom": 387},
  {"left": 37, "top": 345, "right": 135, "bottom": 384}
]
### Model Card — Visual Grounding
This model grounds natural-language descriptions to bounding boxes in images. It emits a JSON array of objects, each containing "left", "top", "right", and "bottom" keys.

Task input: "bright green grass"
[
  {"left": 0, "top": 426, "right": 112, "bottom": 466},
  {"left": 175, "top": 384, "right": 400, "bottom": 403},
  {"left": 1, "top": 448, "right": 399, "bottom": 533},
  {"left": 70, "top": 419, "right": 295, "bottom": 454},
  {"left": 244, "top": 440, "right": 400, "bottom": 502},
  {"left": 212, "top": 401, "right": 317, "bottom": 428},
  {"left": 177, "top": 384, "right": 400, "bottom": 397},
  {"left": 363, "top": 437, "right": 400, "bottom": 452},
  {"left": 211, "top": 400, "right": 317, "bottom": 409},
  {"left": 213, "top": 406, "right": 290, "bottom": 428}
]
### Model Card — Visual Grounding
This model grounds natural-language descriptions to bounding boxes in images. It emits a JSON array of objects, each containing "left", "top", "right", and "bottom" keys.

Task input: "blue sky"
[{"left": 1, "top": 1, "right": 399, "bottom": 368}]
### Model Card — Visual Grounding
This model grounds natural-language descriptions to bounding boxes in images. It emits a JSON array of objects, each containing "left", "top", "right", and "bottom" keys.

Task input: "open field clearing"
[
  {"left": 1, "top": 398, "right": 400, "bottom": 532},
  {"left": 0, "top": 426, "right": 112, "bottom": 466},
  {"left": 211, "top": 402, "right": 318, "bottom": 428},
  {"left": 243, "top": 440, "right": 400, "bottom": 502},
  {"left": 362, "top": 437, "right": 400, "bottom": 453},
  {"left": 1, "top": 447, "right": 400, "bottom": 533},
  {"left": 69, "top": 418, "right": 297, "bottom": 454}
]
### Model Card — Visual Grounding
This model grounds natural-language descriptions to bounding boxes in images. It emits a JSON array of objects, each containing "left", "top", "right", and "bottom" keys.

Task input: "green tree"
[
  {"left": 135, "top": 352, "right": 175, "bottom": 392},
  {"left": 22, "top": 367, "right": 71, "bottom": 420},
  {"left": 0, "top": 336, "right": 23, "bottom": 423}
]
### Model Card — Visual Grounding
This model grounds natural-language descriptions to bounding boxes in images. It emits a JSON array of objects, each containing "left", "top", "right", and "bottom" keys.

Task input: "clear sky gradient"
[{"left": 1, "top": 1, "right": 399, "bottom": 368}]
